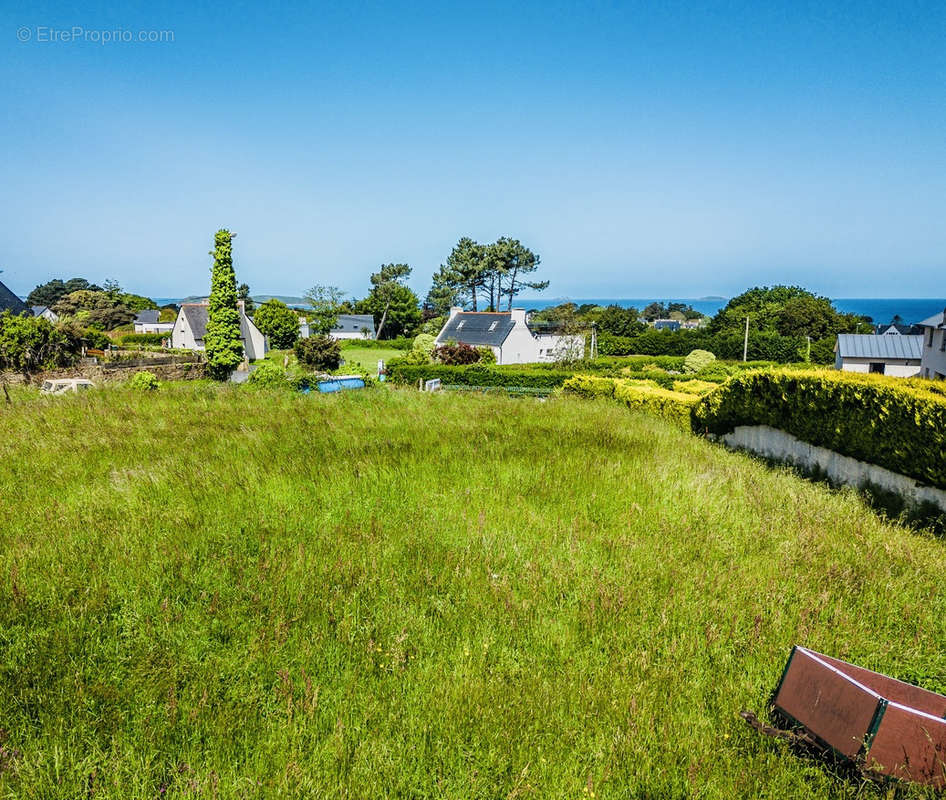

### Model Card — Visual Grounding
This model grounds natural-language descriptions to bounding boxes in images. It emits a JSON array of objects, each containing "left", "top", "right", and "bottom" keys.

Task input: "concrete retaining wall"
[{"left": 720, "top": 425, "right": 946, "bottom": 514}]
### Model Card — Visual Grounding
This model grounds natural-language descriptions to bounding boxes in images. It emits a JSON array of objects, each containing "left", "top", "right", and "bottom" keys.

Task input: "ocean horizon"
[
  {"left": 146, "top": 295, "right": 946, "bottom": 326},
  {"left": 515, "top": 297, "right": 946, "bottom": 325}
]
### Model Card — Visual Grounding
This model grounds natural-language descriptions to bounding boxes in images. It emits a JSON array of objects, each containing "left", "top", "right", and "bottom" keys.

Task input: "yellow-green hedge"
[
  {"left": 694, "top": 369, "right": 946, "bottom": 490},
  {"left": 563, "top": 375, "right": 698, "bottom": 431}
]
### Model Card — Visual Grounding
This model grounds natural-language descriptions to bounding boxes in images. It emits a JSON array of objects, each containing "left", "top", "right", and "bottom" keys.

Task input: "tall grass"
[{"left": 0, "top": 384, "right": 944, "bottom": 798}]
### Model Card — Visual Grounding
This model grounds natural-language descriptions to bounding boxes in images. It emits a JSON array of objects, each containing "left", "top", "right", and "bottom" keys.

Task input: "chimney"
[
  {"left": 510, "top": 308, "right": 526, "bottom": 325},
  {"left": 449, "top": 306, "right": 462, "bottom": 319}
]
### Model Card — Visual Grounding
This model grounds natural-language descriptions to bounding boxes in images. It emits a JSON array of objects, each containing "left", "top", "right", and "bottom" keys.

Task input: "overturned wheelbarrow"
[{"left": 767, "top": 645, "right": 946, "bottom": 787}]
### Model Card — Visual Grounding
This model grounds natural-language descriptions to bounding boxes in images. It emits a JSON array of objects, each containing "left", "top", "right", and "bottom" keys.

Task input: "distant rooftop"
[{"left": 836, "top": 333, "right": 922, "bottom": 360}]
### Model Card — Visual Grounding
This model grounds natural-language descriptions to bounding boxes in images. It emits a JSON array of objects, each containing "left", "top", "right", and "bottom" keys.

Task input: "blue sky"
[{"left": 1, "top": 0, "right": 944, "bottom": 301}]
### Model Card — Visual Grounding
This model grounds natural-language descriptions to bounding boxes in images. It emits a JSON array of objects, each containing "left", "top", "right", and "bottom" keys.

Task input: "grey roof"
[
  {"left": 31, "top": 305, "right": 49, "bottom": 317},
  {"left": 437, "top": 312, "right": 516, "bottom": 347},
  {"left": 0, "top": 280, "right": 29, "bottom": 315},
  {"left": 918, "top": 310, "right": 946, "bottom": 329},
  {"left": 331, "top": 314, "right": 375, "bottom": 334},
  {"left": 134, "top": 309, "right": 160, "bottom": 324},
  {"left": 181, "top": 304, "right": 210, "bottom": 339},
  {"left": 836, "top": 334, "right": 923, "bottom": 360}
]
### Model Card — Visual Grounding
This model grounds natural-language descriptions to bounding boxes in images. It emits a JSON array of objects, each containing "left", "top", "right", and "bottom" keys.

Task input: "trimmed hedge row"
[
  {"left": 694, "top": 370, "right": 946, "bottom": 490},
  {"left": 387, "top": 363, "right": 574, "bottom": 390},
  {"left": 598, "top": 331, "right": 835, "bottom": 364},
  {"left": 562, "top": 375, "right": 698, "bottom": 431},
  {"left": 341, "top": 337, "right": 412, "bottom": 350},
  {"left": 120, "top": 333, "right": 166, "bottom": 346}
]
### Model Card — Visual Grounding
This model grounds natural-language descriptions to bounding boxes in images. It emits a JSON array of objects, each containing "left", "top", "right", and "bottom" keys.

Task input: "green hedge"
[
  {"left": 563, "top": 375, "right": 698, "bottom": 431},
  {"left": 694, "top": 369, "right": 946, "bottom": 490},
  {"left": 598, "top": 331, "right": 835, "bottom": 364},
  {"left": 120, "top": 333, "right": 166, "bottom": 346},
  {"left": 341, "top": 337, "right": 412, "bottom": 350},
  {"left": 387, "top": 363, "right": 574, "bottom": 390}
]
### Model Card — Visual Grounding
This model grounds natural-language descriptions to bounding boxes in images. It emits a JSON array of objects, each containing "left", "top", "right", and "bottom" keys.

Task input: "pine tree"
[{"left": 204, "top": 229, "right": 244, "bottom": 379}]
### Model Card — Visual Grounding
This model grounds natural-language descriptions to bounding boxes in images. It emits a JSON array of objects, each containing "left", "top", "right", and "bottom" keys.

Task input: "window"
[
  {"left": 488, "top": 321, "right": 498, "bottom": 331},
  {"left": 941, "top": 331, "right": 946, "bottom": 352},
  {"left": 928, "top": 328, "right": 935, "bottom": 347},
  {"left": 869, "top": 362, "right": 886, "bottom": 374}
]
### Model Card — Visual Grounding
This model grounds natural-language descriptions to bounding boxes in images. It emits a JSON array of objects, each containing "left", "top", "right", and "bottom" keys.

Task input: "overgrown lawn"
[{"left": 0, "top": 385, "right": 944, "bottom": 798}]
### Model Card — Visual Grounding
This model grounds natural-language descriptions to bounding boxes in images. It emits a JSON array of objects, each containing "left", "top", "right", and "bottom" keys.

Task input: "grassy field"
[
  {"left": 338, "top": 346, "right": 404, "bottom": 373},
  {"left": 1, "top": 384, "right": 945, "bottom": 798}
]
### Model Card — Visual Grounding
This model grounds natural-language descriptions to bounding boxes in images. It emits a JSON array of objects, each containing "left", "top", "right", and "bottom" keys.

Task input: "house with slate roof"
[
  {"left": 133, "top": 309, "right": 174, "bottom": 335},
  {"left": 30, "top": 305, "right": 59, "bottom": 323},
  {"left": 834, "top": 333, "right": 922, "bottom": 377},
  {"left": 0, "top": 279, "right": 29, "bottom": 316},
  {"left": 299, "top": 314, "right": 376, "bottom": 340},
  {"left": 171, "top": 301, "right": 267, "bottom": 359},
  {"left": 435, "top": 306, "right": 584, "bottom": 365},
  {"left": 918, "top": 309, "right": 946, "bottom": 381}
]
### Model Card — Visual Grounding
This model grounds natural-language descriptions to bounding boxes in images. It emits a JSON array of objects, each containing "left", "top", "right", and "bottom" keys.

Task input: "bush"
[
  {"left": 694, "top": 369, "right": 946, "bottom": 489},
  {"left": 683, "top": 349, "right": 716, "bottom": 374},
  {"left": 126, "top": 371, "right": 159, "bottom": 391},
  {"left": 387, "top": 363, "right": 572, "bottom": 390},
  {"left": 673, "top": 379, "right": 719, "bottom": 396},
  {"left": 413, "top": 333, "right": 436, "bottom": 353},
  {"left": 598, "top": 331, "right": 835, "bottom": 364},
  {"left": 434, "top": 342, "right": 481, "bottom": 365},
  {"left": 477, "top": 346, "right": 496, "bottom": 364},
  {"left": 252, "top": 299, "right": 300, "bottom": 349},
  {"left": 246, "top": 362, "right": 292, "bottom": 389},
  {"left": 339, "top": 337, "right": 412, "bottom": 351},
  {"left": 294, "top": 336, "right": 341, "bottom": 371},
  {"left": 563, "top": 375, "right": 698, "bottom": 430},
  {"left": 392, "top": 348, "right": 432, "bottom": 366},
  {"left": 120, "top": 333, "right": 165, "bottom": 347}
]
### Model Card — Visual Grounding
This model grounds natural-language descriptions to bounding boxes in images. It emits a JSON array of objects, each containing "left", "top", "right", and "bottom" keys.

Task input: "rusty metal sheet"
[
  {"left": 868, "top": 703, "right": 946, "bottom": 787},
  {"left": 774, "top": 647, "right": 883, "bottom": 758}
]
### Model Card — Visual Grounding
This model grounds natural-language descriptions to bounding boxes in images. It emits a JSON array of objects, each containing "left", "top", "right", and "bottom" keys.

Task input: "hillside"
[{"left": 1, "top": 386, "right": 945, "bottom": 798}]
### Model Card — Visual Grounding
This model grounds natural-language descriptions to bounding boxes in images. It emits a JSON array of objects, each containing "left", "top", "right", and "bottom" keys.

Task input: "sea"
[
  {"left": 516, "top": 298, "right": 946, "bottom": 325},
  {"left": 150, "top": 295, "right": 946, "bottom": 326}
]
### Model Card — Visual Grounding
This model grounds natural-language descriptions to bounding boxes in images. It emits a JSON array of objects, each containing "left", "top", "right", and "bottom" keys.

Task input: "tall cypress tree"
[{"left": 204, "top": 229, "right": 244, "bottom": 379}]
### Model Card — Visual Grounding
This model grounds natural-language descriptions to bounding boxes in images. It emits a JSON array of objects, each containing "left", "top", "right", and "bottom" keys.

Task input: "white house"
[
  {"left": 133, "top": 309, "right": 175, "bottom": 335},
  {"left": 171, "top": 301, "right": 268, "bottom": 360},
  {"left": 30, "top": 305, "right": 59, "bottom": 323},
  {"left": 434, "top": 307, "right": 584, "bottom": 365},
  {"left": 918, "top": 309, "right": 946, "bottom": 381},
  {"left": 299, "top": 314, "right": 376, "bottom": 340},
  {"left": 834, "top": 333, "right": 922, "bottom": 377}
]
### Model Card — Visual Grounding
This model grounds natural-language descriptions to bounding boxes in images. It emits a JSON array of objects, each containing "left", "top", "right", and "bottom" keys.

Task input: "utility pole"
[{"left": 743, "top": 316, "right": 749, "bottom": 362}]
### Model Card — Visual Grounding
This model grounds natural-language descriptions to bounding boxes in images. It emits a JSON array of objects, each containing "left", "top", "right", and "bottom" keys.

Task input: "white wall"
[
  {"left": 135, "top": 322, "right": 175, "bottom": 334},
  {"left": 721, "top": 425, "right": 946, "bottom": 514},
  {"left": 171, "top": 309, "right": 201, "bottom": 350},
  {"left": 837, "top": 358, "right": 921, "bottom": 377},
  {"left": 921, "top": 328, "right": 946, "bottom": 379}
]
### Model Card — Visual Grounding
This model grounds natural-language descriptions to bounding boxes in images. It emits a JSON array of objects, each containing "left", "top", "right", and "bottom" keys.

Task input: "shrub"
[
  {"left": 563, "top": 375, "right": 698, "bottom": 430},
  {"left": 294, "top": 336, "right": 341, "bottom": 371},
  {"left": 253, "top": 299, "right": 300, "bottom": 349},
  {"left": 126, "top": 371, "right": 159, "bottom": 391},
  {"left": 673, "top": 379, "right": 719, "bottom": 396},
  {"left": 477, "top": 346, "right": 496, "bottom": 364},
  {"left": 393, "top": 348, "right": 432, "bottom": 366},
  {"left": 434, "top": 342, "right": 481, "bottom": 365},
  {"left": 683, "top": 349, "right": 716, "bottom": 374},
  {"left": 339, "top": 337, "right": 412, "bottom": 351},
  {"left": 694, "top": 369, "right": 946, "bottom": 489},
  {"left": 120, "top": 333, "right": 165, "bottom": 347},
  {"left": 412, "top": 333, "right": 436, "bottom": 353},
  {"left": 387, "top": 363, "right": 572, "bottom": 390},
  {"left": 246, "top": 362, "right": 291, "bottom": 389}
]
